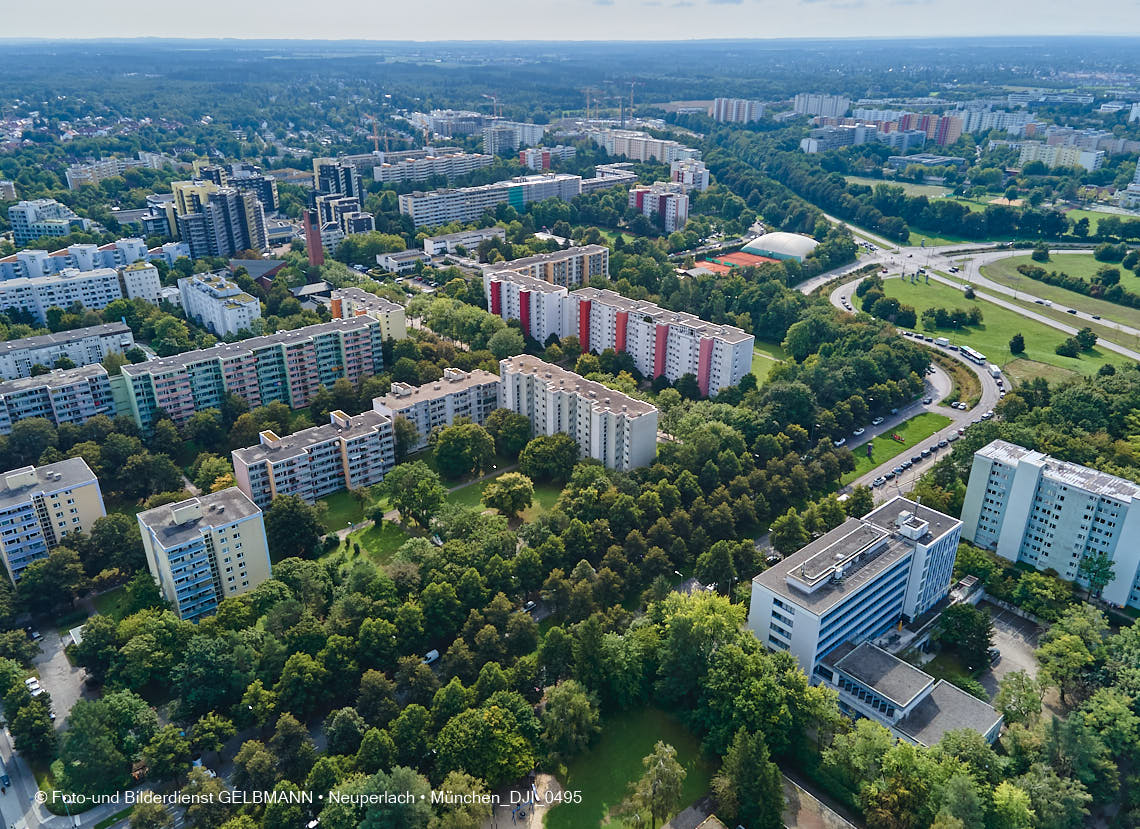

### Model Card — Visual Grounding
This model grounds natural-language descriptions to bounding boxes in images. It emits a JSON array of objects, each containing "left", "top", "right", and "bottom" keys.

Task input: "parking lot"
[
  {"left": 32, "top": 628, "right": 87, "bottom": 728},
  {"left": 979, "top": 600, "right": 1041, "bottom": 697}
]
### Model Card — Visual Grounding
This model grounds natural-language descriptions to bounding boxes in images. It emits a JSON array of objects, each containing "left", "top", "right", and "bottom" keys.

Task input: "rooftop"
[
  {"left": 333, "top": 287, "right": 404, "bottom": 313},
  {"left": 487, "top": 270, "right": 569, "bottom": 295},
  {"left": 425, "top": 228, "right": 506, "bottom": 243},
  {"left": 0, "top": 363, "right": 108, "bottom": 395},
  {"left": 896, "top": 679, "right": 1003, "bottom": 747},
  {"left": 404, "top": 173, "right": 581, "bottom": 199},
  {"left": 0, "top": 458, "right": 98, "bottom": 510},
  {"left": 232, "top": 409, "right": 392, "bottom": 465},
  {"left": 137, "top": 488, "right": 262, "bottom": 549},
  {"left": 571, "top": 286, "right": 752, "bottom": 344},
  {"left": 978, "top": 439, "right": 1140, "bottom": 502},
  {"left": 0, "top": 323, "right": 131, "bottom": 356},
  {"left": 121, "top": 317, "right": 379, "bottom": 376},
  {"left": 501, "top": 354, "right": 657, "bottom": 418},
  {"left": 825, "top": 641, "right": 933, "bottom": 707},
  {"left": 375, "top": 368, "right": 500, "bottom": 410},
  {"left": 492, "top": 245, "right": 608, "bottom": 270}
]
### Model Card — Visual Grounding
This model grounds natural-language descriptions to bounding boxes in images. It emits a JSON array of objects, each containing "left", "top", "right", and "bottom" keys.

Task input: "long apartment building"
[
  {"left": 487, "top": 245, "right": 610, "bottom": 290},
  {"left": 499, "top": 355, "right": 658, "bottom": 471},
  {"left": 580, "top": 163, "right": 639, "bottom": 194},
  {"left": 589, "top": 130, "right": 701, "bottom": 164},
  {"left": 329, "top": 287, "right": 408, "bottom": 341},
  {"left": 373, "top": 368, "right": 501, "bottom": 451},
  {"left": 0, "top": 238, "right": 150, "bottom": 280},
  {"left": 8, "top": 200, "right": 93, "bottom": 247},
  {"left": 1016, "top": 142, "right": 1105, "bottom": 172},
  {"left": 178, "top": 272, "right": 262, "bottom": 336},
  {"left": 484, "top": 273, "right": 753, "bottom": 396},
  {"left": 137, "top": 488, "right": 270, "bottom": 621},
  {"left": 118, "top": 317, "right": 386, "bottom": 429},
  {"left": 629, "top": 182, "right": 689, "bottom": 232},
  {"left": 0, "top": 323, "right": 133, "bottom": 380},
  {"left": 422, "top": 227, "right": 507, "bottom": 256},
  {"left": 398, "top": 174, "right": 583, "bottom": 229},
  {"left": 0, "top": 459, "right": 105, "bottom": 582},
  {"left": 520, "top": 146, "right": 577, "bottom": 170},
  {"left": 372, "top": 150, "right": 494, "bottom": 183},
  {"left": 0, "top": 267, "right": 144, "bottom": 325},
  {"left": 961, "top": 440, "right": 1140, "bottom": 609},
  {"left": 747, "top": 497, "right": 1001, "bottom": 747},
  {"left": 0, "top": 365, "right": 116, "bottom": 435},
  {"left": 232, "top": 409, "right": 396, "bottom": 509}
]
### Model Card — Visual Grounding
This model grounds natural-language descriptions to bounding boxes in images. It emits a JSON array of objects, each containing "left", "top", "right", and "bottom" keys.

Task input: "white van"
[
  {"left": 934, "top": 337, "right": 950, "bottom": 347},
  {"left": 422, "top": 649, "right": 440, "bottom": 665}
]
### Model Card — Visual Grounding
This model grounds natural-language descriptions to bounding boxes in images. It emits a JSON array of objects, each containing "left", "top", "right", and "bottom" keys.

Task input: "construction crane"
[
  {"left": 367, "top": 115, "right": 389, "bottom": 154},
  {"left": 482, "top": 94, "right": 503, "bottom": 118},
  {"left": 627, "top": 81, "right": 640, "bottom": 121},
  {"left": 582, "top": 88, "right": 593, "bottom": 121}
]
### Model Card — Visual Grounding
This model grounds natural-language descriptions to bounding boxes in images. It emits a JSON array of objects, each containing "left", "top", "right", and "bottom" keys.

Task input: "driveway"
[
  {"left": 32, "top": 629, "right": 86, "bottom": 728},
  {"left": 978, "top": 600, "right": 1041, "bottom": 697}
]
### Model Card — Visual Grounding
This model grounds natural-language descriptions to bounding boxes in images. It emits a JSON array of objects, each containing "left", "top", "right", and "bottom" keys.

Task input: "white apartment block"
[
  {"left": 580, "top": 163, "right": 640, "bottom": 194},
  {"left": 520, "top": 146, "right": 577, "bottom": 170},
  {"left": 398, "top": 174, "right": 583, "bottom": 229},
  {"left": 376, "top": 249, "right": 429, "bottom": 274},
  {"left": 372, "top": 151, "right": 494, "bottom": 184},
  {"left": 64, "top": 151, "right": 175, "bottom": 189},
  {"left": 1017, "top": 142, "right": 1104, "bottom": 172},
  {"left": 0, "top": 365, "right": 117, "bottom": 435},
  {"left": 0, "top": 323, "right": 134, "bottom": 380},
  {"left": 484, "top": 274, "right": 753, "bottom": 397},
  {"left": 8, "top": 200, "right": 93, "bottom": 247},
  {"left": 0, "top": 458, "right": 106, "bottom": 582},
  {"left": 670, "top": 159, "right": 710, "bottom": 193},
  {"left": 0, "top": 268, "right": 125, "bottom": 325},
  {"left": 232, "top": 410, "right": 396, "bottom": 509},
  {"left": 422, "top": 227, "right": 507, "bottom": 256},
  {"left": 121, "top": 262, "right": 162, "bottom": 305},
  {"left": 711, "top": 98, "right": 765, "bottom": 123},
  {"left": 330, "top": 287, "right": 407, "bottom": 341},
  {"left": 793, "top": 94, "right": 852, "bottom": 118},
  {"left": 488, "top": 245, "right": 609, "bottom": 290},
  {"left": 373, "top": 368, "right": 501, "bottom": 451},
  {"left": 137, "top": 489, "right": 270, "bottom": 621},
  {"left": 961, "top": 440, "right": 1140, "bottom": 609},
  {"left": 483, "top": 121, "right": 548, "bottom": 155},
  {"left": 629, "top": 182, "right": 689, "bottom": 233},
  {"left": 178, "top": 272, "right": 262, "bottom": 336},
  {"left": 0, "top": 238, "right": 150, "bottom": 280},
  {"left": 499, "top": 355, "right": 658, "bottom": 471},
  {"left": 589, "top": 130, "right": 701, "bottom": 164}
]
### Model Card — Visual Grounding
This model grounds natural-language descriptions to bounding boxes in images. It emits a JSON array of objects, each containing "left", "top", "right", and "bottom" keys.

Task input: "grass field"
[
  {"left": 1002, "top": 358, "right": 1081, "bottom": 388},
  {"left": 844, "top": 176, "right": 951, "bottom": 198},
  {"left": 444, "top": 472, "right": 563, "bottom": 522},
  {"left": 92, "top": 587, "right": 131, "bottom": 621},
  {"left": 751, "top": 341, "right": 788, "bottom": 383},
  {"left": 545, "top": 708, "right": 715, "bottom": 829},
  {"left": 979, "top": 261, "right": 1140, "bottom": 333},
  {"left": 339, "top": 520, "right": 410, "bottom": 565},
  {"left": 318, "top": 488, "right": 390, "bottom": 533},
  {"left": 1061, "top": 207, "right": 1123, "bottom": 236},
  {"left": 880, "top": 277, "right": 1132, "bottom": 378},
  {"left": 841, "top": 412, "right": 953, "bottom": 484},
  {"left": 929, "top": 351, "right": 981, "bottom": 405}
]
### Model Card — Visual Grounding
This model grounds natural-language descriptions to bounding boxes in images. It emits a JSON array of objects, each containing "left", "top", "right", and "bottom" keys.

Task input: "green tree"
[
  {"left": 1009, "top": 332, "right": 1025, "bottom": 354},
  {"left": 616, "top": 741, "right": 686, "bottom": 829},
  {"left": 392, "top": 416, "right": 421, "bottom": 461},
  {"left": 519, "top": 433, "right": 579, "bottom": 482},
  {"left": 712, "top": 729, "right": 783, "bottom": 829},
  {"left": 487, "top": 328, "right": 525, "bottom": 359},
  {"left": 17, "top": 546, "right": 86, "bottom": 613},
  {"left": 540, "top": 680, "right": 600, "bottom": 763},
  {"left": 325, "top": 707, "right": 367, "bottom": 756},
  {"left": 933, "top": 603, "right": 994, "bottom": 671},
  {"left": 264, "top": 495, "right": 325, "bottom": 559},
  {"left": 143, "top": 724, "right": 191, "bottom": 783},
  {"left": 1074, "top": 327, "right": 1097, "bottom": 351},
  {"left": 770, "top": 508, "right": 809, "bottom": 556},
  {"left": 995, "top": 671, "right": 1044, "bottom": 725},
  {"left": 10, "top": 697, "right": 56, "bottom": 761},
  {"left": 844, "top": 486, "right": 875, "bottom": 519},
  {"left": 992, "top": 781, "right": 1035, "bottom": 829},
  {"left": 383, "top": 461, "right": 446, "bottom": 527},
  {"left": 1077, "top": 552, "right": 1114, "bottom": 600},
  {"left": 481, "top": 472, "right": 534, "bottom": 519},
  {"left": 130, "top": 800, "right": 173, "bottom": 829},
  {"left": 430, "top": 770, "right": 493, "bottom": 829},
  {"left": 484, "top": 409, "right": 532, "bottom": 459},
  {"left": 433, "top": 705, "right": 535, "bottom": 787},
  {"left": 433, "top": 422, "right": 495, "bottom": 479}
]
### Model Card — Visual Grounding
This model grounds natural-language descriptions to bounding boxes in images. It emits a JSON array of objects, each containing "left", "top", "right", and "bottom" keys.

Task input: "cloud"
[
  {"left": 593, "top": 0, "right": 614, "bottom": 5},
  {"left": 709, "top": 0, "right": 743, "bottom": 4},
  {"left": 671, "top": 1, "right": 694, "bottom": 6}
]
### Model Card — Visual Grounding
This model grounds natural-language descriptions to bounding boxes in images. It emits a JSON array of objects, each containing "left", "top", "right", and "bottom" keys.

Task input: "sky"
[{"left": 3, "top": 0, "right": 1139, "bottom": 40}]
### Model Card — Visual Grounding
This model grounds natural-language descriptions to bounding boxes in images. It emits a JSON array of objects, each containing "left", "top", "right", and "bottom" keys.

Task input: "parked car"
[
  {"left": 982, "top": 410, "right": 994, "bottom": 420},
  {"left": 922, "top": 396, "right": 932, "bottom": 404},
  {"left": 423, "top": 649, "right": 440, "bottom": 665},
  {"left": 910, "top": 456, "right": 922, "bottom": 464},
  {"left": 920, "top": 448, "right": 932, "bottom": 458},
  {"left": 523, "top": 601, "right": 537, "bottom": 613},
  {"left": 884, "top": 471, "right": 896, "bottom": 480},
  {"left": 853, "top": 427, "right": 865, "bottom": 436},
  {"left": 872, "top": 477, "right": 886, "bottom": 487},
  {"left": 988, "top": 648, "right": 1001, "bottom": 666},
  {"left": 833, "top": 437, "right": 847, "bottom": 448},
  {"left": 872, "top": 416, "right": 884, "bottom": 426},
  {"left": 937, "top": 439, "right": 949, "bottom": 448}
]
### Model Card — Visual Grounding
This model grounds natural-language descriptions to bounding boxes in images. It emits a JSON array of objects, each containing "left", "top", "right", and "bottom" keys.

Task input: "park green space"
[
  {"left": 880, "top": 277, "right": 1132, "bottom": 379},
  {"left": 844, "top": 175, "right": 951, "bottom": 198},
  {"left": 443, "top": 472, "right": 563, "bottom": 522},
  {"left": 750, "top": 341, "right": 788, "bottom": 382},
  {"left": 1061, "top": 207, "right": 1122, "bottom": 236},
  {"left": 841, "top": 412, "right": 952, "bottom": 485},
  {"left": 983, "top": 252, "right": 1117, "bottom": 285},
  {"left": 544, "top": 707, "right": 715, "bottom": 829}
]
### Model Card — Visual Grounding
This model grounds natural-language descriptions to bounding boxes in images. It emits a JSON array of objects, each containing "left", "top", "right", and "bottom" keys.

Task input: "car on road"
[
  {"left": 937, "top": 439, "right": 949, "bottom": 448},
  {"left": 833, "top": 437, "right": 847, "bottom": 447},
  {"left": 523, "top": 601, "right": 537, "bottom": 613},
  {"left": 1067, "top": 308, "right": 1078, "bottom": 314},
  {"left": 1034, "top": 299, "right": 1044, "bottom": 305},
  {"left": 922, "top": 396, "right": 932, "bottom": 404},
  {"left": 853, "top": 427, "right": 865, "bottom": 436},
  {"left": 423, "top": 649, "right": 440, "bottom": 665},
  {"left": 949, "top": 266, "right": 959, "bottom": 273},
  {"left": 872, "top": 477, "right": 886, "bottom": 487},
  {"left": 920, "top": 448, "right": 932, "bottom": 458},
  {"left": 885, "top": 471, "right": 896, "bottom": 480},
  {"left": 1092, "top": 314, "right": 1101, "bottom": 320},
  {"left": 872, "top": 416, "right": 884, "bottom": 426}
]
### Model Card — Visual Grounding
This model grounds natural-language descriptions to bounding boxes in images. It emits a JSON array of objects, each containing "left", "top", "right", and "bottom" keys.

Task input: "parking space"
[
  {"left": 979, "top": 600, "right": 1041, "bottom": 697},
  {"left": 32, "top": 629, "right": 87, "bottom": 728}
]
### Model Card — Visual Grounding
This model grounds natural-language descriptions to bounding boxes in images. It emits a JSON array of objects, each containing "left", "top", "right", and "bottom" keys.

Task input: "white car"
[{"left": 853, "top": 427, "right": 865, "bottom": 436}]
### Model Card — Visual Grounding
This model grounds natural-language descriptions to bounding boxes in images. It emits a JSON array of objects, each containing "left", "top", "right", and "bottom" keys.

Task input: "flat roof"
[
  {"left": 121, "top": 317, "right": 378, "bottom": 375},
  {"left": 0, "top": 458, "right": 98, "bottom": 510},
  {"left": 501, "top": 354, "right": 657, "bottom": 417},
  {"left": 0, "top": 323, "right": 131, "bottom": 356},
  {"left": 375, "top": 369, "right": 500, "bottom": 411},
  {"left": 495, "top": 245, "right": 607, "bottom": 270},
  {"left": 896, "top": 680, "right": 1003, "bottom": 747},
  {"left": 827, "top": 642, "right": 933, "bottom": 708},
  {"left": 487, "top": 270, "right": 569, "bottom": 294},
  {"left": 426, "top": 228, "right": 506, "bottom": 243},
  {"left": 572, "top": 286, "right": 752, "bottom": 345},
  {"left": 978, "top": 439, "right": 1140, "bottom": 502},
  {"left": 0, "top": 363, "right": 107, "bottom": 395},
  {"left": 137, "top": 487, "right": 261, "bottom": 548},
  {"left": 233, "top": 409, "right": 392, "bottom": 465},
  {"left": 333, "top": 287, "right": 404, "bottom": 313}
]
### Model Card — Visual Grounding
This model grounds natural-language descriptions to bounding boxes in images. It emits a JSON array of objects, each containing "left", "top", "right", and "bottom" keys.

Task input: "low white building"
[
  {"left": 373, "top": 367, "right": 501, "bottom": 451},
  {"left": 498, "top": 354, "right": 658, "bottom": 471},
  {"left": 178, "top": 272, "right": 262, "bottom": 336},
  {"left": 422, "top": 227, "right": 507, "bottom": 256},
  {"left": 376, "top": 249, "right": 429, "bottom": 274}
]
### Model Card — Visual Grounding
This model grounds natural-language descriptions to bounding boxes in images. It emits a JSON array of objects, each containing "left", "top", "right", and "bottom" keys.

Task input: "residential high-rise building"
[
  {"left": 0, "top": 458, "right": 105, "bottom": 582},
  {"left": 0, "top": 323, "right": 134, "bottom": 380},
  {"left": 8, "top": 200, "right": 92, "bottom": 247},
  {"left": 329, "top": 287, "right": 407, "bottom": 341},
  {"left": 232, "top": 409, "right": 396, "bottom": 509},
  {"left": 483, "top": 121, "right": 548, "bottom": 156},
  {"left": 118, "top": 317, "right": 386, "bottom": 429},
  {"left": 175, "top": 188, "right": 269, "bottom": 259},
  {"left": 961, "top": 440, "right": 1140, "bottom": 609},
  {"left": 487, "top": 245, "right": 609, "bottom": 289},
  {"left": 711, "top": 98, "right": 765, "bottom": 123},
  {"left": 0, "top": 365, "right": 116, "bottom": 435},
  {"left": 229, "top": 168, "right": 280, "bottom": 212},
  {"left": 0, "top": 268, "right": 127, "bottom": 325},
  {"left": 628, "top": 182, "right": 689, "bottom": 232},
  {"left": 137, "top": 488, "right": 270, "bottom": 621},
  {"left": 120, "top": 261, "right": 162, "bottom": 305},
  {"left": 484, "top": 275, "right": 753, "bottom": 397},
  {"left": 519, "top": 146, "right": 577, "bottom": 170},
  {"left": 372, "top": 150, "right": 494, "bottom": 184},
  {"left": 669, "top": 159, "right": 710, "bottom": 193},
  {"left": 315, "top": 161, "right": 364, "bottom": 201},
  {"left": 589, "top": 130, "right": 701, "bottom": 164},
  {"left": 1017, "top": 142, "right": 1105, "bottom": 172},
  {"left": 499, "top": 355, "right": 658, "bottom": 471},
  {"left": 398, "top": 174, "right": 583, "bottom": 229},
  {"left": 0, "top": 238, "right": 150, "bottom": 280},
  {"left": 178, "top": 272, "right": 262, "bottom": 336},
  {"left": 793, "top": 93, "right": 851, "bottom": 118},
  {"left": 373, "top": 368, "right": 501, "bottom": 452}
]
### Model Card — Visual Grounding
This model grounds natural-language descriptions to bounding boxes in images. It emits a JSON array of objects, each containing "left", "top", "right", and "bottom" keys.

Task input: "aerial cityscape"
[{"left": 0, "top": 29, "right": 1139, "bottom": 829}]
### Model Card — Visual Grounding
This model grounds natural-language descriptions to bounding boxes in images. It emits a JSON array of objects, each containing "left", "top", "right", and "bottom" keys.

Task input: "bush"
[
  {"left": 1055, "top": 338, "right": 1080, "bottom": 358},
  {"left": 1030, "top": 243, "right": 1050, "bottom": 262},
  {"left": 1094, "top": 242, "right": 1127, "bottom": 263}
]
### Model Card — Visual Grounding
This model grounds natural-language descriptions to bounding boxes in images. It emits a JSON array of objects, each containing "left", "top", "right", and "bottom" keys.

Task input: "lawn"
[
  {"left": 1061, "top": 207, "right": 1123, "bottom": 236},
  {"left": 444, "top": 472, "right": 563, "bottom": 522},
  {"left": 339, "top": 520, "right": 410, "bottom": 566},
  {"left": 544, "top": 707, "right": 715, "bottom": 829},
  {"left": 983, "top": 252, "right": 1110, "bottom": 285},
  {"left": 881, "top": 277, "right": 1133, "bottom": 379},
  {"left": 318, "top": 488, "right": 389, "bottom": 533},
  {"left": 750, "top": 340, "right": 788, "bottom": 383},
  {"left": 92, "top": 587, "right": 131, "bottom": 622},
  {"left": 844, "top": 176, "right": 951, "bottom": 198},
  {"left": 841, "top": 412, "right": 952, "bottom": 485}
]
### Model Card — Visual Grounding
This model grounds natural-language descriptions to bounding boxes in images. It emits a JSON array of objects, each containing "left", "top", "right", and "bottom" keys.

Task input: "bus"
[{"left": 961, "top": 346, "right": 986, "bottom": 366}]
